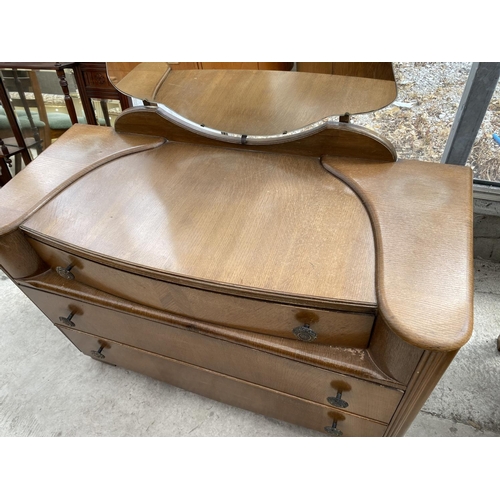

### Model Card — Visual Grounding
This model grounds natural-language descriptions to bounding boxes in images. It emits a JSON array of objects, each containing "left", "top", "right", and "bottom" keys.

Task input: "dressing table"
[{"left": 0, "top": 63, "right": 473, "bottom": 436}]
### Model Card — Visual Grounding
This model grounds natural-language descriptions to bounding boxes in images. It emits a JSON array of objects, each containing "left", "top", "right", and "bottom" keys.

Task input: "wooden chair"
[
  {"left": 0, "top": 69, "right": 90, "bottom": 152},
  {"left": 0, "top": 69, "right": 49, "bottom": 155}
]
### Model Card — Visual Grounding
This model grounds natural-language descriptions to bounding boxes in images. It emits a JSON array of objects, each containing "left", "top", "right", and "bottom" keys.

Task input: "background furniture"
[
  {"left": 167, "top": 62, "right": 293, "bottom": 70},
  {"left": 73, "top": 62, "right": 132, "bottom": 126},
  {"left": 0, "top": 62, "right": 132, "bottom": 183},
  {"left": 0, "top": 76, "right": 34, "bottom": 185}
]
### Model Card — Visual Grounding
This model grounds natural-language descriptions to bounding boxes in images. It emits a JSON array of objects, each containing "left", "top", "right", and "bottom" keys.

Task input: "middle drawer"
[{"left": 20, "top": 285, "right": 402, "bottom": 423}]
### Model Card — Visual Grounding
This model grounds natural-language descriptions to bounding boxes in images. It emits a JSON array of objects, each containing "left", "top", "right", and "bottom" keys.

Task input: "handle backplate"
[{"left": 292, "top": 324, "right": 317, "bottom": 342}]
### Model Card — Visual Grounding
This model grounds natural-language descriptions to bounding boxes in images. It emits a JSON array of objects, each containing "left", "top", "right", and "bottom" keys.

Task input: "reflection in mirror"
[
  {"left": 107, "top": 62, "right": 397, "bottom": 139},
  {"left": 296, "top": 62, "right": 395, "bottom": 80}
]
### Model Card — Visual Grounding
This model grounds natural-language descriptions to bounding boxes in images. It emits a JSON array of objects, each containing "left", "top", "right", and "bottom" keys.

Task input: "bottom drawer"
[{"left": 60, "top": 327, "right": 388, "bottom": 437}]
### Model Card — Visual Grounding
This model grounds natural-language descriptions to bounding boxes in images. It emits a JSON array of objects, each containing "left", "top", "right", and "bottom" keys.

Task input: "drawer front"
[
  {"left": 27, "top": 238, "right": 374, "bottom": 348},
  {"left": 60, "top": 327, "right": 388, "bottom": 437},
  {"left": 21, "top": 285, "right": 402, "bottom": 423}
]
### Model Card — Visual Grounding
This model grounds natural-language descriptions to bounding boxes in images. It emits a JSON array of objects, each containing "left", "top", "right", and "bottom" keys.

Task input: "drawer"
[
  {"left": 20, "top": 285, "right": 402, "bottom": 423},
  {"left": 26, "top": 237, "right": 375, "bottom": 348},
  {"left": 60, "top": 327, "right": 388, "bottom": 437}
]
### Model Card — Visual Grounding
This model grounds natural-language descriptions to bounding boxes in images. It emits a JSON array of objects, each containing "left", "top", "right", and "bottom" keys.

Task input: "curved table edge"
[
  {"left": 0, "top": 124, "right": 165, "bottom": 236},
  {"left": 321, "top": 156, "right": 474, "bottom": 351}
]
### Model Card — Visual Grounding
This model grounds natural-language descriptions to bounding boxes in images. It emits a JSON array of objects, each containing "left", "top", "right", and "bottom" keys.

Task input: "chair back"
[{"left": 0, "top": 69, "right": 50, "bottom": 152}]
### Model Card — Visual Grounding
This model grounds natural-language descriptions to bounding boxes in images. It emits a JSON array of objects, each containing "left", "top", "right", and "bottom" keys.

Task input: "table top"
[
  {"left": 0, "top": 120, "right": 474, "bottom": 351},
  {"left": 21, "top": 139, "right": 377, "bottom": 309}
]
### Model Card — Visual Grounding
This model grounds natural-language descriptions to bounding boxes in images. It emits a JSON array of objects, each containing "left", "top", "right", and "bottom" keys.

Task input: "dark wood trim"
[
  {"left": 74, "top": 63, "right": 133, "bottom": 125},
  {"left": 73, "top": 64, "right": 97, "bottom": 125},
  {"left": 0, "top": 76, "right": 32, "bottom": 166}
]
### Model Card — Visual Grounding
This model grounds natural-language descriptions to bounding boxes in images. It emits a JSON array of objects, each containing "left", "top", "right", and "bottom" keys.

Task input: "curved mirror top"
[{"left": 107, "top": 62, "right": 397, "bottom": 138}]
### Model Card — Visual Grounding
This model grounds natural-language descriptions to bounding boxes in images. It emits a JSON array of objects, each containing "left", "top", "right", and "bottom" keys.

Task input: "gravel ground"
[{"left": 351, "top": 62, "right": 500, "bottom": 182}]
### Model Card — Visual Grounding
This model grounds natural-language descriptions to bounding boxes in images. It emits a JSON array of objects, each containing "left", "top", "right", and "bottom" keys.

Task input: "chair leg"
[
  {"left": 0, "top": 156, "right": 13, "bottom": 186},
  {"left": 14, "top": 153, "right": 22, "bottom": 174},
  {"left": 100, "top": 99, "right": 111, "bottom": 127}
]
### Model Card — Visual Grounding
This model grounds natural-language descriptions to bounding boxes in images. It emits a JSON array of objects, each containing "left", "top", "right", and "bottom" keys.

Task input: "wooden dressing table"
[{"left": 0, "top": 63, "right": 473, "bottom": 436}]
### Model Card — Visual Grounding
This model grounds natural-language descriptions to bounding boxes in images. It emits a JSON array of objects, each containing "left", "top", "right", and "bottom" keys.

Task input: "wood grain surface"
[
  {"left": 109, "top": 64, "right": 397, "bottom": 135},
  {"left": 0, "top": 229, "right": 48, "bottom": 278},
  {"left": 114, "top": 107, "right": 397, "bottom": 161},
  {"left": 385, "top": 349, "right": 457, "bottom": 436},
  {"left": 20, "top": 285, "right": 402, "bottom": 422},
  {"left": 24, "top": 238, "right": 375, "bottom": 347},
  {"left": 154, "top": 70, "right": 397, "bottom": 135},
  {"left": 61, "top": 327, "right": 388, "bottom": 436},
  {"left": 0, "top": 124, "right": 164, "bottom": 236},
  {"left": 368, "top": 316, "right": 423, "bottom": 385},
  {"left": 0, "top": 70, "right": 473, "bottom": 436},
  {"left": 20, "top": 270, "right": 396, "bottom": 385},
  {"left": 22, "top": 142, "right": 377, "bottom": 306},
  {"left": 182, "top": 62, "right": 293, "bottom": 71},
  {"left": 297, "top": 62, "right": 395, "bottom": 81},
  {"left": 322, "top": 157, "right": 474, "bottom": 351}
]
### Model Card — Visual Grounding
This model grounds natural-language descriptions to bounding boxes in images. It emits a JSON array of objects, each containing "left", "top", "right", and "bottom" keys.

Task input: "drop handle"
[
  {"left": 292, "top": 324, "right": 317, "bottom": 342},
  {"left": 324, "top": 420, "right": 343, "bottom": 436},
  {"left": 327, "top": 391, "right": 349, "bottom": 409},
  {"left": 56, "top": 263, "right": 75, "bottom": 280},
  {"left": 58, "top": 311, "right": 75, "bottom": 327},
  {"left": 90, "top": 344, "right": 106, "bottom": 360}
]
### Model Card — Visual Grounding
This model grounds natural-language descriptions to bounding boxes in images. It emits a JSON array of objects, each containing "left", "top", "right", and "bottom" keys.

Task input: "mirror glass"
[{"left": 107, "top": 62, "right": 397, "bottom": 138}]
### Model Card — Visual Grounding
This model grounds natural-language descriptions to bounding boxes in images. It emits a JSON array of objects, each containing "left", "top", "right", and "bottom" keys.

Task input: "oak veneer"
[
  {"left": 20, "top": 270, "right": 396, "bottom": 385},
  {"left": 24, "top": 238, "right": 375, "bottom": 347},
  {"left": 61, "top": 327, "right": 388, "bottom": 437},
  {"left": 0, "top": 68, "right": 473, "bottom": 436},
  {"left": 21, "top": 141, "right": 377, "bottom": 308},
  {"left": 114, "top": 106, "right": 397, "bottom": 161},
  {"left": 322, "top": 156, "right": 473, "bottom": 351},
  {"left": 297, "top": 62, "right": 395, "bottom": 81},
  {"left": 170, "top": 62, "right": 293, "bottom": 71},
  {"left": 109, "top": 63, "right": 397, "bottom": 136},
  {"left": 0, "top": 124, "right": 164, "bottom": 238},
  {"left": 20, "top": 285, "right": 402, "bottom": 423},
  {"left": 153, "top": 70, "right": 397, "bottom": 136},
  {"left": 106, "top": 62, "right": 293, "bottom": 87}
]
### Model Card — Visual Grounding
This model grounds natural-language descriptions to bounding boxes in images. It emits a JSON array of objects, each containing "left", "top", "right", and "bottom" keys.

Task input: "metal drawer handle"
[
  {"left": 56, "top": 263, "right": 75, "bottom": 280},
  {"left": 327, "top": 391, "right": 349, "bottom": 409},
  {"left": 324, "top": 420, "right": 343, "bottom": 437},
  {"left": 292, "top": 323, "right": 317, "bottom": 342},
  {"left": 90, "top": 345, "right": 106, "bottom": 360},
  {"left": 58, "top": 311, "right": 75, "bottom": 327}
]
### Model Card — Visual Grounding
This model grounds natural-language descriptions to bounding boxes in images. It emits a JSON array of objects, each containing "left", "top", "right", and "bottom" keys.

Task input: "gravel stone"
[{"left": 351, "top": 62, "right": 500, "bottom": 182}]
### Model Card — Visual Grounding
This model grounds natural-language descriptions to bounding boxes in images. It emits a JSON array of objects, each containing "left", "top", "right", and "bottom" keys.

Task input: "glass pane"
[
  {"left": 352, "top": 62, "right": 472, "bottom": 162},
  {"left": 91, "top": 98, "right": 122, "bottom": 127},
  {"left": 0, "top": 100, "right": 15, "bottom": 147},
  {"left": 468, "top": 79, "right": 500, "bottom": 183}
]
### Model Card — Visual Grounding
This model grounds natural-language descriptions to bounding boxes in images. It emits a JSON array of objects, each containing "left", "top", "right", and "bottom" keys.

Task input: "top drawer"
[{"left": 26, "top": 237, "right": 375, "bottom": 348}]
